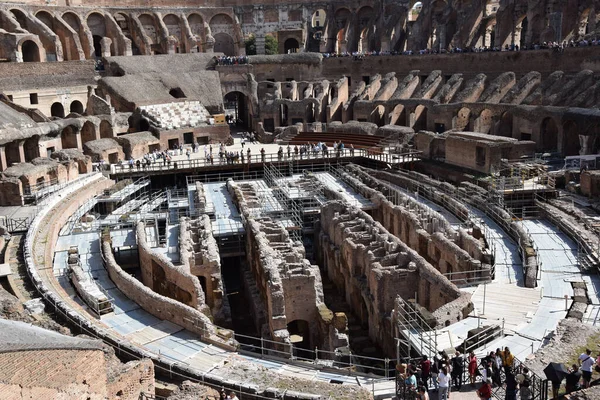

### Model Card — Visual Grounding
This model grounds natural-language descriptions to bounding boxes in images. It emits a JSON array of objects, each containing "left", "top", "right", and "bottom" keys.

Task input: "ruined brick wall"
[
  {"left": 101, "top": 239, "right": 224, "bottom": 345},
  {"left": 0, "top": 349, "right": 108, "bottom": 399},
  {"left": 227, "top": 179, "right": 348, "bottom": 353},
  {"left": 319, "top": 201, "right": 473, "bottom": 354},
  {"left": 179, "top": 215, "right": 231, "bottom": 325},
  {"left": 106, "top": 358, "right": 155, "bottom": 400},
  {"left": 136, "top": 222, "right": 208, "bottom": 314},
  {"left": 341, "top": 164, "right": 491, "bottom": 282}
]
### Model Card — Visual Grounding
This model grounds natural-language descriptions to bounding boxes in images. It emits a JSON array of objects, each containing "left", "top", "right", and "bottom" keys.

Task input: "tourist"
[
  {"left": 520, "top": 379, "right": 533, "bottom": 400},
  {"left": 504, "top": 372, "right": 518, "bottom": 400},
  {"left": 494, "top": 348, "right": 503, "bottom": 385},
  {"left": 226, "top": 391, "right": 239, "bottom": 399},
  {"left": 481, "top": 359, "right": 493, "bottom": 385},
  {"left": 578, "top": 348, "right": 595, "bottom": 388},
  {"left": 417, "top": 386, "right": 429, "bottom": 400},
  {"left": 468, "top": 352, "right": 478, "bottom": 386},
  {"left": 451, "top": 351, "right": 464, "bottom": 390},
  {"left": 565, "top": 364, "right": 581, "bottom": 394},
  {"left": 405, "top": 369, "right": 417, "bottom": 391},
  {"left": 501, "top": 347, "right": 514, "bottom": 374},
  {"left": 476, "top": 378, "right": 492, "bottom": 400},
  {"left": 220, "top": 389, "right": 227, "bottom": 399},
  {"left": 438, "top": 366, "right": 450, "bottom": 400},
  {"left": 260, "top": 148, "right": 266, "bottom": 163},
  {"left": 431, "top": 355, "right": 440, "bottom": 392},
  {"left": 421, "top": 355, "right": 431, "bottom": 389}
]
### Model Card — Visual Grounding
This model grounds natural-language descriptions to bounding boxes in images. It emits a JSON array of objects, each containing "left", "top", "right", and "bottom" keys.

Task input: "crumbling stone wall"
[
  {"left": 318, "top": 201, "right": 473, "bottom": 355},
  {"left": 179, "top": 215, "right": 231, "bottom": 325},
  {"left": 340, "top": 164, "right": 492, "bottom": 283},
  {"left": 102, "top": 238, "right": 226, "bottom": 345},
  {"left": 136, "top": 222, "right": 209, "bottom": 315},
  {"left": 227, "top": 179, "right": 348, "bottom": 354}
]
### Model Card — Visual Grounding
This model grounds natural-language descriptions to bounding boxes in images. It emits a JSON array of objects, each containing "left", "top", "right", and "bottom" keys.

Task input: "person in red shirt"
[
  {"left": 477, "top": 378, "right": 493, "bottom": 400},
  {"left": 421, "top": 355, "right": 432, "bottom": 388},
  {"left": 468, "top": 352, "right": 478, "bottom": 386}
]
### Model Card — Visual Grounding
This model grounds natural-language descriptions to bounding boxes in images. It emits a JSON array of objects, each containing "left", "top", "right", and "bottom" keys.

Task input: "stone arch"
[
  {"left": 139, "top": 13, "right": 159, "bottom": 46},
  {"left": 389, "top": 104, "right": 406, "bottom": 126},
  {"left": 453, "top": 107, "right": 471, "bottom": 131},
  {"left": 163, "top": 14, "right": 184, "bottom": 53},
  {"left": 62, "top": 11, "right": 81, "bottom": 31},
  {"left": 213, "top": 32, "right": 234, "bottom": 56},
  {"left": 356, "top": 6, "right": 375, "bottom": 52},
  {"left": 70, "top": 100, "right": 84, "bottom": 114},
  {"left": 50, "top": 102, "right": 65, "bottom": 118},
  {"left": 411, "top": 105, "right": 428, "bottom": 131},
  {"left": 311, "top": 9, "right": 326, "bottom": 28},
  {"left": 333, "top": 8, "right": 352, "bottom": 53},
  {"left": 474, "top": 109, "right": 493, "bottom": 134},
  {"left": 562, "top": 120, "right": 580, "bottom": 156},
  {"left": 370, "top": 105, "right": 386, "bottom": 127},
  {"left": 409, "top": 1, "right": 423, "bottom": 22},
  {"left": 87, "top": 12, "right": 107, "bottom": 57},
  {"left": 10, "top": 9, "right": 29, "bottom": 29},
  {"left": 81, "top": 121, "right": 96, "bottom": 144},
  {"left": 35, "top": 10, "right": 54, "bottom": 29},
  {"left": 99, "top": 120, "right": 113, "bottom": 138},
  {"left": 20, "top": 39, "right": 42, "bottom": 62},
  {"left": 210, "top": 13, "right": 234, "bottom": 27},
  {"left": 284, "top": 38, "right": 299, "bottom": 54},
  {"left": 187, "top": 13, "right": 204, "bottom": 52},
  {"left": 114, "top": 12, "right": 139, "bottom": 55},
  {"left": 540, "top": 117, "right": 558, "bottom": 152},
  {"left": 495, "top": 111, "right": 513, "bottom": 137},
  {"left": 37, "top": 10, "right": 79, "bottom": 61},
  {"left": 61, "top": 125, "right": 78, "bottom": 149},
  {"left": 287, "top": 319, "right": 312, "bottom": 353}
]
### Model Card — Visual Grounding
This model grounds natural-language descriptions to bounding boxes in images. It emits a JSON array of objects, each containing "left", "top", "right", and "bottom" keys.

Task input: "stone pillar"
[
  {"left": 0, "top": 147, "right": 7, "bottom": 171},
  {"left": 255, "top": 33, "right": 266, "bottom": 55},
  {"left": 17, "top": 142, "right": 26, "bottom": 164},
  {"left": 100, "top": 37, "right": 112, "bottom": 58}
]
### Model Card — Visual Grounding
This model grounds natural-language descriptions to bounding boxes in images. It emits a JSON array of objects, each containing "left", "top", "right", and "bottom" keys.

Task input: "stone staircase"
[{"left": 140, "top": 101, "right": 210, "bottom": 130}]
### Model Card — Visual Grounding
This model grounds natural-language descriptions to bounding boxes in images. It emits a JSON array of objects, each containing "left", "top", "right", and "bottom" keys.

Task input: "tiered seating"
[
  {"left": 283, "top": 131, "right": 385, "bottom": 149},
  {"left": 140, "top": 101, "right": 210, "bottom": 130}
]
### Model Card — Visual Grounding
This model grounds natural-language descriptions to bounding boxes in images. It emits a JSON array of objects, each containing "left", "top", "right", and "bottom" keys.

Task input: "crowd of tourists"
[
  {"left": 216, "top": 55, "right": 249, "bottom": 65},
  {"left": 397, "top": 346, "right": 600, "bottom": 400},
  {"left": 321, "top": 39, "right": 600, "bottom": 61}
]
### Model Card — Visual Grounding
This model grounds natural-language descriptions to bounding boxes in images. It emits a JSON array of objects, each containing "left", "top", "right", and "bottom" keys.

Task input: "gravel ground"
[{"left": 212, "top": 356, "right": 374, "bottom": 399}]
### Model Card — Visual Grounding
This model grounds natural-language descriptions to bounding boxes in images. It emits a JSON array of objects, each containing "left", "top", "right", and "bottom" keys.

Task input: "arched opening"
[
  {"left": 100, "top": 120, "right": 113, "bottom": 139},
  {"left": 164, "top": 14, "right": 184, "bottom": 52},
  {"left": 5, "top": 142, "right": 22, "bottom": 166},
  {"left": 63, "top": 12, "right": 81, "bottom": 31},
  {"left": 390, "top": 104, "right": 406, "bottom": 126},
  {"left": 518, "top": 17, "right": 528, "bottom": 49},
  {"left": 356, "top": 6, "right": 374, "bottom": 53},
  {"left": 411, "top": 105, "right": 428, "bottom": 131},
  {"left": 474, "top": 109, "right": 493, "bottom": 134},
  {"left": 140, "top": 118, "right": 150, "bottom": 131},
  {"left": 23, "top": 136, "right": 40, "bottom": 162},
  {"left": 311, "top": 9, "right": 326, "bottom": 28},
  {"left": 213, "top": 32, "right": 235, "bottom": 56},
  {"left": 562, "top": 121, "right": 580, "bottom": 156},
  {"left": 370, "top": 105, "right": 386, "bottom": 127},
  {"left": 50, "top": 102, "right": 65, "bottom": 118},
  {"left": 188, "top": 13, "right": 204, "bottom": 36},
  {"left": 61, "top": 125, "right": 78, "bottom": 149},
  {"left": 333, "top": 8, "right": 352, "bottom": 53},
  {"left": 453, "top": 107, "right": 472, "bottom": 131},
  {"left": 495, "top": 111, "right": 513, "bottom": 137},
  {"left": 36, "top": 11, "right": 54, "bottom": 30},
  {"left": 139, "top": 14, "right": 159, "bottom": 51},
  {"left": 10, "top": 9, "right": 29, "bottom": 29},
  {"left": 224, "top": 91, "right": 250, "bottom": 129},
  {"left": 115, "top": 12, "right": 139, "bottom": 55},
  {"left": 92, "top": 35, "right": 103, "bottom": 57},
  {"left": 70, "top": 100, "right": 84, "bottom": 114},
  {"left": 21, "top": 40, "right": 41, "bottom": 62},
  {"left": 284, "top": 38, "right": 300, "bottom": 54},
  {"left": 409, "top": 2, "right": 423, "bottom": 22},
  {"left": 169, "top": 88, "right": 186, "bottom": 99},
  {"left": 287, "top": 320, "right": 311, "bottom": 356},
  {"left": 540, "top": 117, "right": 558, "bottom": 152},
  {"left": 279, "top": 103, "right": 289, "bottom": 127},
  {"left": 306, "top": 103, "right": 316, "bottom": 123},
  {"left": 87, "top": 13, "right": 107, "bottom": 57},
  {"left": 81, "top": 121, "right": 96, "bottom": 144}
]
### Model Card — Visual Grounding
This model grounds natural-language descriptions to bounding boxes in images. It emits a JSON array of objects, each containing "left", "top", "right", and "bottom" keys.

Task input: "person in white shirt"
[
  {"left": 579, "top": 349, "right": 595, "bottom": 388},
  {"left": 438, "top": 366, "right": 451, "bottom": 400}
]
